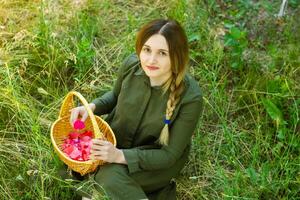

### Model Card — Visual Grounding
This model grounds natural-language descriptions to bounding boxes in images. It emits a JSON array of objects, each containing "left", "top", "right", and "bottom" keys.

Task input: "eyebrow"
[{"left": 143, "top": 44, "right": 169, "bottom": 52}]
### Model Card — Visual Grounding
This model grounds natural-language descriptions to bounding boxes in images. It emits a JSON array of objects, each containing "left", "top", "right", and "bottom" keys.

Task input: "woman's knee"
[
  {"left": 93, "top": 164, "right": 147, "bottom": 199},
  {"left": 94, "top": 163, "right": 128, "bottom": 189}
]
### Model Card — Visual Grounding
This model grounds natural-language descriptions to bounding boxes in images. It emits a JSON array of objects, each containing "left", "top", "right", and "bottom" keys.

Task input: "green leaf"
[
  {"left": 188, "top": 34, "right": 200, "bottom": 42},
  {"left": 277, "top": 128, "right": 285, "bottom": 140},
  {"left": 224, "top": 35, "right": 236, "bottom": 46},
  {"left": 246, "top": 167, "right": 257, "bottom": 183},
  {"left": 231, "top": 62, "right": 241, "bottom": 70},
  {"left": 230, "top": 27, "right": 242, "bottom": 40},
  {"left": 262, "top": 98, "right": 283, "bottom": 126},
  {"left": 16, "top": 174, "right": 24, "bottom": 181},
  {"left": 224, "top": 23, "right": 235, "bottom": 29}
]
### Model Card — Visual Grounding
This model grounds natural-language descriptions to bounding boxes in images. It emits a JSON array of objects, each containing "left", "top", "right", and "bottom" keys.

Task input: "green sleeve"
[
  {"left": 122, "top": 97, "right": 203, "bottom": 174},
  {"left": 91, "top": 54, "right": 138, "bottom": 115},
  {"left": 91, "top": 91, "right": 117, "bottom": 116}
]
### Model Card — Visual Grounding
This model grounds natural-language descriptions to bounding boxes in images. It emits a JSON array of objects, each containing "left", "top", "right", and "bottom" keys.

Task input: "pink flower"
[
  {"left": 82, "top": 149, "right": 88, "bottom": 161},
  {"left": 81, "top": 136, "right": 90, "bottom": 142},
  {"left": 69, "top": 147, "right": 81, "bottom": 160},
  {"left": 80, "top": 130, "right": 93, "bottom": 138},
  {"left": 73, "top": 120, "right": 85, "bottom": 130},
  {"left": 61, "top": 129, "right": 93, "bottom": 161},
  {"left": 63, "top": 145, "right": 74, "bottom": 155},
  {"left": 69, "top": 132, "right": 79, "bottom": 139}
]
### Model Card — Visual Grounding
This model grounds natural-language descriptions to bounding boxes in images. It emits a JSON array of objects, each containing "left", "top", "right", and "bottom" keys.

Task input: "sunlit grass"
[{"left": 0, "top": 0, "right": 299, "bottom": 199}]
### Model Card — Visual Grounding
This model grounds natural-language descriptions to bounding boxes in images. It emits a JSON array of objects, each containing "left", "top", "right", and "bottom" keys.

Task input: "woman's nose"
[{"left": 149, "top": 53, "right": 157, "bottom": 64}]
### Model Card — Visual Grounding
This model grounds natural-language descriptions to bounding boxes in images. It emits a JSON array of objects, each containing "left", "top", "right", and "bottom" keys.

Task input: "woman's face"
[{"left": 139, "top": 34, "right": 172, "bottom": 86}]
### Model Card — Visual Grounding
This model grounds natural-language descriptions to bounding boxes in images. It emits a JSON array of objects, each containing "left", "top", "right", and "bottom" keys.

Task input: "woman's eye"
[
  {"left": 160, "top": 51, "right": 167, "bottom": 56},
  {"left": 143, "top": 48, "right": 150, "bottom": 52}
]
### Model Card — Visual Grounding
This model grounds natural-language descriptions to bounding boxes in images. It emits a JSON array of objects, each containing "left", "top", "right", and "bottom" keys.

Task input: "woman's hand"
[
  {"left": 69, "top": 103, "right": 96, "bottom": 126},
  {"left": 91, "top": 139, "right": 127, "bottom": 164}
]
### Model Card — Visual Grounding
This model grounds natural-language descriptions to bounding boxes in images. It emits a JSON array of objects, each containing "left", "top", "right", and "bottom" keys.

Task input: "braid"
[{"left": 158, "top": 77, "right": 184, "bottom": 146}]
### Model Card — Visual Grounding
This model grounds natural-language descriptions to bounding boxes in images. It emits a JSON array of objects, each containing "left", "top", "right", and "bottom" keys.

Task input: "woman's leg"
[
  {"left": 146, "top": 180, "right": 176, "bottom": 200},
  {"left": 93, "top": 153, "right": 187, "bottom": 200},
  {"left": 129, "top": 150, "right": 187, "bottom": 195},
  {"left": 94, "top": 163, "right": 148, "bottom": 200}
]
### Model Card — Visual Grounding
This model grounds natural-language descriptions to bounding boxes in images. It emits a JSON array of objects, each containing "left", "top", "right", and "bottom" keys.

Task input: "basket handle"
[{"left": 59, "top": 91, "right": 103, "bottom": 139}]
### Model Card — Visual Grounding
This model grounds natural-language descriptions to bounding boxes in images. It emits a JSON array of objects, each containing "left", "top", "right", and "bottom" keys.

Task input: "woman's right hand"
[{"left": 69, "top": 103, "right": 96, "bottom": 127}]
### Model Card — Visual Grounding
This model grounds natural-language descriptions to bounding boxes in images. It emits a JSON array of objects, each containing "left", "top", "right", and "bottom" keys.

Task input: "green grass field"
[{"left": 1, "top": 0, "right": 299, "bottom": 199}]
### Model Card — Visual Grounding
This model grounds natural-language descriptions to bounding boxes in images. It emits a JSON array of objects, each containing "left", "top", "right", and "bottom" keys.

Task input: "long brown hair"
[{"left": 135, "top": 19, "right": 189, "bottom": 146}]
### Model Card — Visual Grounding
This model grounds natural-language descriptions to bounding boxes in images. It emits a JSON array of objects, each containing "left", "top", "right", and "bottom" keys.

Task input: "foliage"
[{"left": 0, "top": 0, "right": 299, "bottom": 199}]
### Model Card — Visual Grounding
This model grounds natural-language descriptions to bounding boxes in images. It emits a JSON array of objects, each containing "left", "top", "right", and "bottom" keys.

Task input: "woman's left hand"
[{"left": 91, "top": 139, "right": 124, "bottom": 164}]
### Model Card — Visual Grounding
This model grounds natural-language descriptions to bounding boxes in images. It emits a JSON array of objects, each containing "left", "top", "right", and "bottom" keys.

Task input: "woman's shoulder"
[
  {"left": 182, "top": 74, "right": 203, "bottom": 103},
  {"left": 119, "top": 53, "right": 140, "bottom": 74},
  {"left": 119, "top": 53, "right": 203, "bottom": 103}
]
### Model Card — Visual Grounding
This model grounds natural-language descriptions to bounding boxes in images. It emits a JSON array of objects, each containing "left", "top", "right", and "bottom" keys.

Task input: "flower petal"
[
  {"left": 73, "top": 120, "right": 85, "bottom": 130},
  {"left": 69, "top": 132, "right": 79, "bottom": 139},
  {"left": 69, "top": 148, "right": 81, "bottom": 159}
]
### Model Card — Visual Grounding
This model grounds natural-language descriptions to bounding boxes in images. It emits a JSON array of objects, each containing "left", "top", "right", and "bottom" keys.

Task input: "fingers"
[
  {"left": 90, "top": 152, "right": 104, "bottom": 161},
  {"left": 90, "top": 140, "right": 111, "bottom": 157},
  {"left": 69, "top": 106, "right": 88, "bottom": 126},
  {"left": 90, "top": 139, "right": 115, "bottom": 162},
  {"left": 91, "top": 140, "right": 110, "bottom": 151},
  {"left": 91, "top": 144, "right": 108, "bottom": 151},
  {"left": 81, "top": 111, "right": 88, "bottom": 122},
  {"left": 91, "top": 149, "right": 106, "bottom": 156},
  {"left": 90, "top": 145, "right": 106, "bottom": 160},
  {"left": 69, "top": 108, "right": 79, "bottom": 126},
  {"left": 91, "top": 154, "right": 105, "bottom": 161},
  {"left": 92, "top": 139, "right": 110, "bottom": 146}
]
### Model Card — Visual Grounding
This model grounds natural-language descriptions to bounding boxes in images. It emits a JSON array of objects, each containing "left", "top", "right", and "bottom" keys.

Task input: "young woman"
[{"left": 69, "top": 18, "right": 203, "bottom": 200}]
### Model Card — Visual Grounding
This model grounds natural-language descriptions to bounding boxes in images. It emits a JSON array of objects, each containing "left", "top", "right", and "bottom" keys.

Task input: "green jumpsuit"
[{"left": 90, "top": 54, "right": 203, "bottom": 200}]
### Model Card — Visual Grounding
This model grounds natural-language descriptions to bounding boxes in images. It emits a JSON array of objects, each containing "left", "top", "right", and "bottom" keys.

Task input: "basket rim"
[{"left": 50, "top": 115, "right": 116, "bottom": 164}]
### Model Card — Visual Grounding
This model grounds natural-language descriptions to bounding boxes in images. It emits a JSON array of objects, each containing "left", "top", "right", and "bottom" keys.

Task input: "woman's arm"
[
  {"left": 91, "top": 54, "right": 137, "bottom": 115},
  {"left": 91, "top": 91, "right": 118, "bottom": 115},
  {"left": 90, "top": 98, "right": 202, "bottom": 168}
]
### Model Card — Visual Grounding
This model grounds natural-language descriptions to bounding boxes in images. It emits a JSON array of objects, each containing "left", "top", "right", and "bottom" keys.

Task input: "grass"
[{"left": 0, "top": 0, "right": 299, "bottom": 199}]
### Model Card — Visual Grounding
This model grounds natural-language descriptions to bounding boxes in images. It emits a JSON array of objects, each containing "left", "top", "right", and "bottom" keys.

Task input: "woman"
[{"left": 69, "top": 19, "right": 203, "bottom": 200}]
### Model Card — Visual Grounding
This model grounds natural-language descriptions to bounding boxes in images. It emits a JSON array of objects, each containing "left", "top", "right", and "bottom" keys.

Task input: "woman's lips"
[{"left": 147, "top": 65, "right": 159, "bottom": 70}]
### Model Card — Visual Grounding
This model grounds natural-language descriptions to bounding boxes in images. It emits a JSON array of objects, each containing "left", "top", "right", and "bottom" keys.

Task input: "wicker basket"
[{"left": 51, "top": 91, "right": 116, "bottom": 176}]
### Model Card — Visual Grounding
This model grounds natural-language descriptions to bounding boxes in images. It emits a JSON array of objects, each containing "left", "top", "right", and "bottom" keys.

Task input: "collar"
[{"left": 134, "top": 65, "right": 145, "bottom": 76}]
